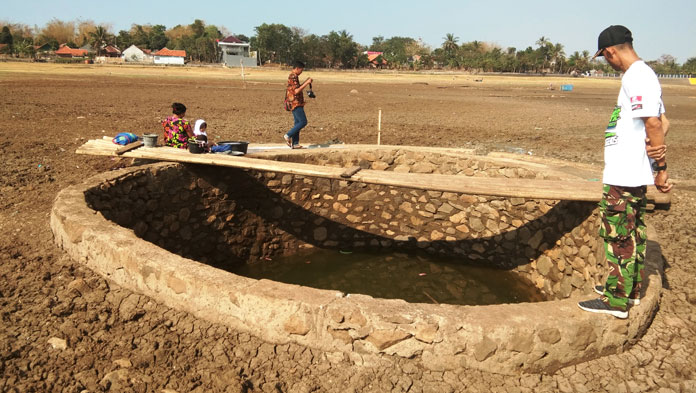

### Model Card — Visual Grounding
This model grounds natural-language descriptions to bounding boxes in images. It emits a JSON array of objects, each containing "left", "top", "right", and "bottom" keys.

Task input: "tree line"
[
  {"left": 1, "top": 19, "right": 694, "bottom": 75},
  {"left": 0, "top": 19, "right": 233, "bottom": 63}
]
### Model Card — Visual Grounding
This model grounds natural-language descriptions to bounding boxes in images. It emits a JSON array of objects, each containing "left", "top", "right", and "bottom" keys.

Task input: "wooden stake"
[
  {"left": 377, "top": 109, "right": 382, "bottom": 145},
  {"left": 240, "top": 59, "right": 246, "bottom": 88}
]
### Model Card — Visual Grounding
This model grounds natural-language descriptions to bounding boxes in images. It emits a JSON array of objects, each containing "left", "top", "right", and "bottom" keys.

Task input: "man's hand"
[
  {"left": 654, "top": 170, "right": 673, "bottom": 193},
  {"left": 645, "top": 137, "right": 666, "bottom": 160}
]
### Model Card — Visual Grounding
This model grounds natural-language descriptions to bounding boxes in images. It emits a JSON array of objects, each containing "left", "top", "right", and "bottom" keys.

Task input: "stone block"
[
  {"left": 469, "top": 217, "right": 485, "bottom": 232},
  {"left": 537, "top": 255, "right": 553, "bottom": 276},
  {"left": 365, "top": 329, "right": 412, "bottom": 351},
  {"left": 281, "top": 174, "right": 293, "bottom": 185},
  {"left": 430, "top": 230, "right": 444, "bottom": 241},
  {"left": 313, "top": 227, "right": 327, "bottom": 242},
  {"left": 399, "top": 202, "right": 414, "bottom": 213},
  {"left": 510, "top": 197, "right": 525, "bottom": 206},
  {"left": 538, "top": 328, "right": 561, "bottom": 344},
  {"left": 346, "top": 215, "right": 361, "bottom": 223},
  {"left": 473, "top": 336, "right": 498, "bottom": 362},
  {"left": 332, "top": 202, "right": 348, "bottom": 214},
  {"left": 485, "top": 219, "right": 499, "bottom": 232},
  {"left": 371, "top": 161, "right": 390, "bottom": 171},
  {"left": 571, "top": 270, "right": 584, "bottom": 288},
  {"left": 455, "top": 224, "right": 469, "bottom": 233},
  {"left": 356, "top": 190, "right": 378, "bottom": 201},
  {"left": 48, "top": 337, "right": 68, "bottom": 350},
  {"left": 449, "top": 211, "right": 467, "bottom": 224},
  {"left": 509, "top": 332, "right": 535, "bottom": 353},
  {"left": 283, "top": 314, "right": 312, "bottom": 336},
  {"left": 412, "top": 162, "right": 435, "bottom": 173},
  {"left": 528, "top": 230, "right": 544, "bottom": 250},
  {"left": 328, "top": 328, "right": 353, "bottom": 344},
  {"left": 570, "top": 324, "right": 597, "bottom": 351},
  {"left": 417, "top": 210, "right": 434, "bottom": 219}
]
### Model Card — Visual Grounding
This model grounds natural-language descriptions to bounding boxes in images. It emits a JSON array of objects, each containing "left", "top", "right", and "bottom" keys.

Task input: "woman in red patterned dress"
[{"left": 162, "top": 102, "right": 194, "bottom": 149}]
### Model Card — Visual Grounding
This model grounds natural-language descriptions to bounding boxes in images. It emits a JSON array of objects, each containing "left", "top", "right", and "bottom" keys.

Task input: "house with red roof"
[
  {"left": 153, "top": 47, "right": 186, "bottom": 65},
  {"left": 218, "top": 36, "right": 257, "bottom": 67},
  {"left": 365, "top": 51, "right": 387, "bottom": 68},
  {"left": 103, "top": 45, "right": 121, "bottom": 57},
  {"left": 55, "top": 44, "right": 88, "bottom": 58}
]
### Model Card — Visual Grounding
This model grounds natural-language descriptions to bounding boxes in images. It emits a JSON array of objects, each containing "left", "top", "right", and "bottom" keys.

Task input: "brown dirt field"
[{"left": 1, "top": 63, "right": 695, "bottom": 392}]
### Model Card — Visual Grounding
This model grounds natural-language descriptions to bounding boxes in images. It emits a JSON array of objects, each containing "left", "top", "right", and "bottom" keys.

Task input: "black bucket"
[
  {"left": 218, "top": 141, "right": 249, "bottom": 154},
  {"left": 188, "top": 142, "right": 206, "bottom": 154}
]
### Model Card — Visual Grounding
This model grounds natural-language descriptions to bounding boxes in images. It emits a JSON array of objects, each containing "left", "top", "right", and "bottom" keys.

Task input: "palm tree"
[
  {"left": 535, "top": 36, "right": 549, "bottom": 48},
  {"left": 442, "top": 33, "right": 459, "bottom": 53},
  {"left": 535, "top": 36, "right": 552, "bottom": 72},
  {"left": 89, "top": 25, "right": 110, "bottom": 56},
  {"left": 442, "top": 33, "right": 459, "bottom": 68},
  {"left": 570, "top": 50, "right": 592, "bottom": 73},
  {"left": 550, "top": 43, "right": 565, "bottom": 73}
]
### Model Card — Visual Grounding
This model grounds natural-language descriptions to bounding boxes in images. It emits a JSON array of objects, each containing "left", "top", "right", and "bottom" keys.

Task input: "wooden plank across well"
[
  {"left": 115, "top": 141, "right": 143, "bottom": 154},
  {"left": 75, "top": 143, "right": 669, "bottom": 204},
  {"left": 122, "top": 147, "right": 351, "bottom": 179}
]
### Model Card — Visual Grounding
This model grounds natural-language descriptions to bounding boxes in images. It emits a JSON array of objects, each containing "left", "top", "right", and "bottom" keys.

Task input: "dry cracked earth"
[{"left": 1, "top": 64, "right": 695, "bottom": 392}]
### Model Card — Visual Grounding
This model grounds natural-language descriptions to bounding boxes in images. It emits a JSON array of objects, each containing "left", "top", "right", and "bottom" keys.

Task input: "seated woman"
[{"left": 162, "top": 103, "right": 193, "bottom": 149}]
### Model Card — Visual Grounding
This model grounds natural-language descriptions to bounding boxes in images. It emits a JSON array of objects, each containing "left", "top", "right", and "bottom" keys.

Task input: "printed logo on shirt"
[
  {"left": 606, "top": 105, "right": 621, "bottom": 129},
  {"left": 630, "top": 96, "right": 643, "bottom": 111},
  {"left": 604, "top": 131, "right": 618, "bottom": 147}
]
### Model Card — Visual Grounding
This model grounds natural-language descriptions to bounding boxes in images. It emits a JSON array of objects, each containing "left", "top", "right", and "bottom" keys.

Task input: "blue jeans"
[{"left": 285, "top": 106, "right": 307, "bottom": 146}]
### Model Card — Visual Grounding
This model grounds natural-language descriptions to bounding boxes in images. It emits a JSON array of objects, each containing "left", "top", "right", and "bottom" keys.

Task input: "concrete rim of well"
[{"left": 51, "top": 147, "right": 663, "bottom": 375}]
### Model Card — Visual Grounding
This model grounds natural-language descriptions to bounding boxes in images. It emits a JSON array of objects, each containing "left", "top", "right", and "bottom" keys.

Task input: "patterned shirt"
[
  {"left": 287, "top": 72, "right": 305, "bottom": 110},
  {"left": 162, "top": 116, "right": 192, "bottom": 149}
]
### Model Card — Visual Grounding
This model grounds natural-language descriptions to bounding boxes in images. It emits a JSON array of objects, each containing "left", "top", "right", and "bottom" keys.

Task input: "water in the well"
[{"left": 234, "top": 249, "right": 545, "bottom": 306}]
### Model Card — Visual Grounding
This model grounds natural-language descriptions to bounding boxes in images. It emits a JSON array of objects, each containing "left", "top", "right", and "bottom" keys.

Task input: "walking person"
[
  {"left": 283, "top": 61, "right": 313, "bottom": 149},
  {"left": 578, "top": 25, "right": 672, "bottom": 319}
]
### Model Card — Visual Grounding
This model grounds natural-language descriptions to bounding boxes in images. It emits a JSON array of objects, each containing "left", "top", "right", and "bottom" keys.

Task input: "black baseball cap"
[{"left": 593, "top": 25, "right": 633, "bottom": 59}]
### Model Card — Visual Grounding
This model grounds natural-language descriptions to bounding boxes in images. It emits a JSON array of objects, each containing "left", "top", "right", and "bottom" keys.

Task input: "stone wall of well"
[
  {"left": 53, "top": 159, "right": 662, "bottom": 375},
  {"left": 85, "top": 151, "right": 604, "bottom": 300}
]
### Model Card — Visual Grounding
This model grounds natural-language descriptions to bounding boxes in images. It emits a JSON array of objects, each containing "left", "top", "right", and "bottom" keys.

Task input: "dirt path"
[{"left": 1, "top": 64, "right": 695, "bottom": 392}]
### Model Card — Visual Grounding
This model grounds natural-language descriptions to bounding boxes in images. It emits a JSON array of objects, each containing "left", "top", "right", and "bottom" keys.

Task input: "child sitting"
[{"left": 193, "top": 119, "right": 232, "bottom": 153}]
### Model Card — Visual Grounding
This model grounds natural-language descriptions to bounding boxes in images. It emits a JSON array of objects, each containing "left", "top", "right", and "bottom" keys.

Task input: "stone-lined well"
[{"left": 51, "top": 147, "right": 663, "bottom": 374}]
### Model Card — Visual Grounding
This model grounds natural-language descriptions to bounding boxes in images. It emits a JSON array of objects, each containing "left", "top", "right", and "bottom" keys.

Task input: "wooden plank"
[
  {"left": 123, "top": 148, "right": 670, "bottom": 203},
  {"left": 74, "top": 141, "right": 670, "bottom": 204},
  {"left": 340, "top": 166, "right": 362, "bottom": 178},
  {"left": 123, "top": 148, "right": 350, "bottom": 178},
  {"left": 115, "top": 140, "right": 143, "bottom": 154},
  {"left": 75, "top": 137, "right": 143, "bottom": 155},
  {"left": 120, "top": 148, "right": 600, "bottom": 201},
  {"left": 354, "top": 170, "right": 604, "bottom": 201}
]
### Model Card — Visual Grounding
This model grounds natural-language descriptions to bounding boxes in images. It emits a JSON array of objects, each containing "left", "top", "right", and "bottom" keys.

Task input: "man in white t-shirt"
[{"left": 578, "top": 25, "right": 672, "bottom": 319}]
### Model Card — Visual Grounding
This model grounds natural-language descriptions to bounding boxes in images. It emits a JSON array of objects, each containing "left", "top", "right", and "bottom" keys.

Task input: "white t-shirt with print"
[{"left": 603, "top": 60, "right": 664, "bottom": 187}]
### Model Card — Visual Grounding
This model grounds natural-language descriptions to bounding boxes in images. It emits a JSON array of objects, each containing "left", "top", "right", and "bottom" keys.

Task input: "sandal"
[
  {"left": 292, "top": 144, "right": 304, "bottom": 149},
  {"left": 283, "top": 135, "right": 292, "bottom": 147}
]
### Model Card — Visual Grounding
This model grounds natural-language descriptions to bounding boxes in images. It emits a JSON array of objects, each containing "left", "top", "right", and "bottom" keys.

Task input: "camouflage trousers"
[{"left": 599, "top": 184, "right": 647, "bottom": 310}]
